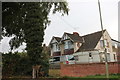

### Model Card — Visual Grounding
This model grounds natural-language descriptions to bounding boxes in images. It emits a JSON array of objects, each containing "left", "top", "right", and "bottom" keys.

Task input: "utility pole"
[
  {"left": 98, "top": 0, "right": 109, "bottom": 79},
  {"left": 0, "top": 1, "right": 2, "bottom": 80}
]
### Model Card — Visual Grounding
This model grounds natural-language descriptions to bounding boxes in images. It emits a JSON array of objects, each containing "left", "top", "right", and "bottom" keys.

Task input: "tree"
[
  {"left": 41, "top": 44, "right": 50, "bottom": 76},
  {"left": 2, "top": 2, "right": 69, "bottom": 76},
  {"left": 2, "top": 52, "right": 20, "bottom": 77},
  {"left": 2, "top": 52, "right": 31, "bottom": 77}
]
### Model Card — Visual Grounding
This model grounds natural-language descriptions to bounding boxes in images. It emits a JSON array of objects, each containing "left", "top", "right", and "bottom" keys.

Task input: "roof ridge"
[
  {"left": 82, "top": 29, "right": 106, "bottom": 37},
  {"left": 111, "top": 39, "right": 120, "bottom": 43},
  {"left": 65, "top": 32, "right": 73, "bottom": 35},
  {"left": 54, "top": 36, "right": 61, "bottom": 38}
]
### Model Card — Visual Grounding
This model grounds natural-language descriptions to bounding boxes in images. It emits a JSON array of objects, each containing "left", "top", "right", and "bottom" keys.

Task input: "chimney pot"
[{"left": 73, "top": 32, "right": 79, "bottom": 36}]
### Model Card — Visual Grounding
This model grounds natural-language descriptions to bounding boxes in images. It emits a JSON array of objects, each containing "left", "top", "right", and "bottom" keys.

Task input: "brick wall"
[
  {"left": 61, "top": 62, "right": 119, "bottom": 77},
  {"left": 118, "top": 47, "right": 120, "bottom": 73}
]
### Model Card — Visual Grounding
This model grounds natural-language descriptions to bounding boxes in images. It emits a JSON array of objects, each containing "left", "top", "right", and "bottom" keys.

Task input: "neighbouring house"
[
  {"left": 49, "top": 30, "right": 120, "bottom": 63},
  {"left": 49, "top": 32, "right": 84, "bottom": 56},
  {"left": 49, "top": 37, "right": 61, "bottom": 56},
  {"left": 111, "top": 39, "right": 120, "bottom": 61}
]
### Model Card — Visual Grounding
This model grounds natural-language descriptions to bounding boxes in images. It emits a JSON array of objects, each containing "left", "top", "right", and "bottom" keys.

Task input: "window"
[
  {"left": 64, "top": 41, "right": 68, "bottom": 49},
  {"left": 104, "top": 40, "right": 107, "bottom": 46},
  {"left": 89, "top": 53, "right": 93, "bottom": 63},
  {"left": 56, "top": 45, "right": 60, "bottom": 51},
  {"left": 113, "top": 54, "right": 116, "bottom": 60},
  {"left": 63, "top": 34, "right": 68, "bottom": 40},
  {"left": 68, "top": 41, "right": 73, "bottom": 49},
  {"left": 53, "top": 43, "right": 60, "bottom": 52},
  {"left": 107, "top": 53, "right": 110, "bottom": 62},
  {"left": 53, "top": 44, "right": 56, "bottom": 51},
  {"left": 100, "top": 40, "right": 104, "bottom": 48},
  {"left": 100, "top": 40, "right": 108, "bottom": 48},
  {"left": 64, "top": 41, "right": 73, "bottom": 49},
  {"left": 53, "top": 57, "right": 60, "bottom": 62},
  {"left": 115, "top": 44, "right": 117, "bottom": 48}
]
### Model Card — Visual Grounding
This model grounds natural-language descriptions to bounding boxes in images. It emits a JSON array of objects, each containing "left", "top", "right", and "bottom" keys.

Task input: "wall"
[
  {"left": 95, "top": 31, "right": 117, "bottom": 62},
  {"left": 61, "top": 62, "right": 119, "bottom": 77},
  {"left": 92, "top": 53, "right": 101, "bottom": 62},
  {"left": 74, "top": 42, "right": 82, "bottom": 52},
  {"left": 95, "top": 31, "right": 113, "bottom": 53},
  {"left": 60, "top": 44, "right": 64, "bottom": 56},
  {"left": 110, "top": 52, "right": 117, "bottom": 62},
  {"left": 49, "top": 69, "right": 60, "bottom": 77},
  {"left": 73, "top": 51, "right": 101, "bottom": 63}
]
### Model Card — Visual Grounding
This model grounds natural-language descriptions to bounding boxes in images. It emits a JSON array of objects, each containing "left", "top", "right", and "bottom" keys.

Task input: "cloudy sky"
[
  {"left": 0, "top": 0, "right": 119, "bottom": 53},
  {"left": 44, "top": 0, "right": 118, "bottom": 44}
]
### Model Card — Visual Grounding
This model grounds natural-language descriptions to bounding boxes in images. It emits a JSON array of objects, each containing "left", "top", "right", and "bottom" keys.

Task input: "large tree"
[{"left": 2, "top": 2, "right": 69, "bottom": 75}]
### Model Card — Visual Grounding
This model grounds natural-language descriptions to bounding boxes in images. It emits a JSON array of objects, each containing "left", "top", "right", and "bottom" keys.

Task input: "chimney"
[{"left": 73, "top": 32, "right": 79, "bottom": 36}]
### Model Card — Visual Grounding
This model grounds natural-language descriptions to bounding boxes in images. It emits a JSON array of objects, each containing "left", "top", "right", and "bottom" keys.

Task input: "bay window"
[
  {"left": 64, "top": 40, "right": 73, "bottom": 49},
  {"left": 52, "top": 43, "right": 60, "bottom": 52}
]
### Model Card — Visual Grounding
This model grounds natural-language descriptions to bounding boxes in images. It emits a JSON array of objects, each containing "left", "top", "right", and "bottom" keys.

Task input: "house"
[
  {"left": 73, "top": 30, "right": 119, "bottom": 63},
  {"left": 49, "top": 32, "right": 84, "bottom": 56},
  {"left": 49, "top": 37, "right": 61, "bottom": 56},
  {"left": 49, "top": 30, "right": 119, "bottom": 63},
  {"left": 111, "top": 39, "right": 120, "bottom": 61}
]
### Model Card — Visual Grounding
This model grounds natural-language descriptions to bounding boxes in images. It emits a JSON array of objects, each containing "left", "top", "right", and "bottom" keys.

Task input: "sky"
[
  {"left": 44, "top": 0, "right": 118, "bottom": 44},
  {"left": 0, "top": 0, "right": 119, "bottom": 53}
]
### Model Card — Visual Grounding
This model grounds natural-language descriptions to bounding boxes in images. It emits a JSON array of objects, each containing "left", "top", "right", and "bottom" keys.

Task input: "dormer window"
[{"left": 63, "top": 34, "right": 69, "bottom": 40}]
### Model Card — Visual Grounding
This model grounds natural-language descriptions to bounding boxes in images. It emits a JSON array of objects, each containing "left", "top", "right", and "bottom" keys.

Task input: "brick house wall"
[
  {"left": 61, "top": 62, "right": 119, "bottom": 77},
  {"left": 118, "top": 47, "right": 120, "bottom": 73}
]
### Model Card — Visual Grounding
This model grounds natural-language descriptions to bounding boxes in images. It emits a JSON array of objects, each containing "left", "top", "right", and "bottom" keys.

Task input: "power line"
[{"left": 55, "top": 14, "right": 81, "bottom": 33}]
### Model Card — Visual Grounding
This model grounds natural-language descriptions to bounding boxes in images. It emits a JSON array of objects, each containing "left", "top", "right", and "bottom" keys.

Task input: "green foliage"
[
  {"left": 2, "top": 2, "right": 69, "bottom": 67},
  {"left": 2, "top": 49, "right": 50, "bottom": 77},
  {"left": 41, "top": 45, "right": 50, "bottom": 75},
  {"left": 2, "top": 2, "right": 69, "bottom": 50},
  {"left": 2, "top": 2, "right": 69, "bottom": 76},
  {"left": 2, "top": 52, "right": 32, "bottom": 76}
]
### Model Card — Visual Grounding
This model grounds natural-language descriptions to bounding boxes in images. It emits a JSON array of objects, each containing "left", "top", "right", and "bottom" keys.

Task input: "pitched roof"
[
  {"left": 49, "top": 36, "right": 61, "bottom": 45},
  {"left": 111, "top": 39, "right": 120, "bottom": 43},
  {"left": 54, "top": 37, "right": 61, "bottom": 42},
  {"left": 76, "top": 30, "right": 106, "bottom": 52},
  {"left": 65, "top": 32, "right": 84, "bottom": 43}
]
